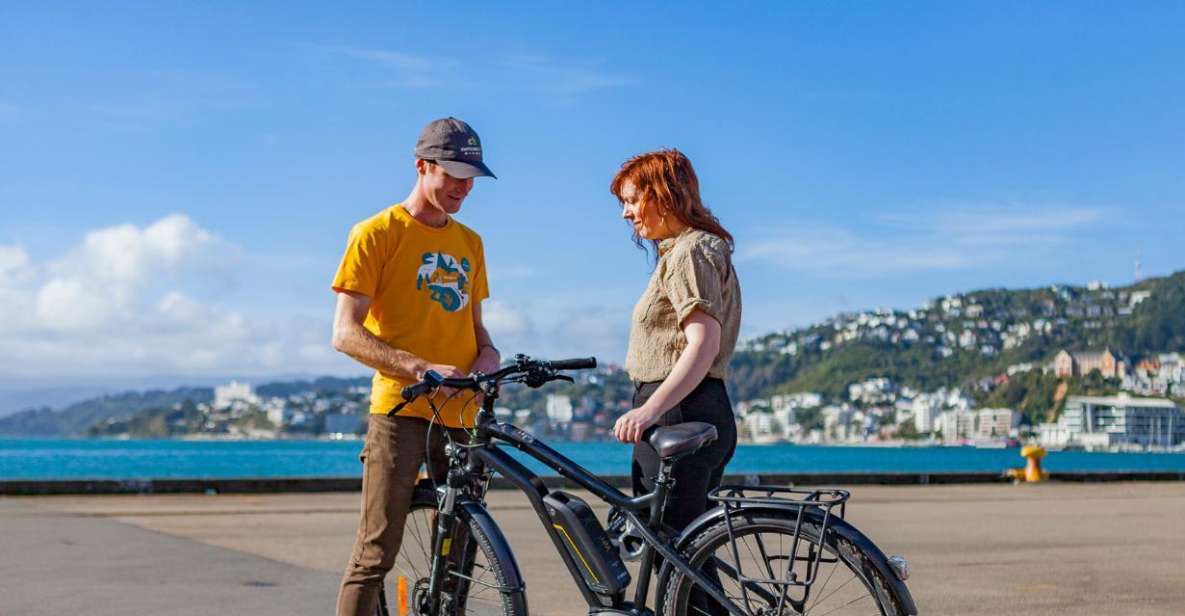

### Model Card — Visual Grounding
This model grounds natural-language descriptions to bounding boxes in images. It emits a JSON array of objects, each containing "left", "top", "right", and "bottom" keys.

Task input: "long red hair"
[{"left": 609, "top": 149, "right": 733, "bottom": 254}]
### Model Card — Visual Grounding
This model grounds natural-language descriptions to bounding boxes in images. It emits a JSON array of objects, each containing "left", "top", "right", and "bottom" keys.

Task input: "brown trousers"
[{"left": 336, "top": 414, "right": 466, "bottom": 616}]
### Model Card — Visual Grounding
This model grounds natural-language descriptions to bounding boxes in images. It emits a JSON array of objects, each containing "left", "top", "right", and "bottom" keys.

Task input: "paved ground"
[{"left": 3, "top": 482, "right": 1184, "bottom": 615}]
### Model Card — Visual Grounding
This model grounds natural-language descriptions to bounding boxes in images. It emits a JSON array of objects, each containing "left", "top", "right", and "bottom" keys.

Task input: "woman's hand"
[{"left": 614, "top": 405, "right": 663, "bottom": 444}]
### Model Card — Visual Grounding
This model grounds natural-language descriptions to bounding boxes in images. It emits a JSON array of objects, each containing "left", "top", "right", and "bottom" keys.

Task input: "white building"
[
  {"left": 263, "top": 398, "right": 287, "bottom": 427},
  {"left": 214, "top": 380, "right": 260, "bottom": 409},
  {"left": 545, "top": 394, "right": 573, "bottom": 424},
  {"left": 976, "top": 408, "right": 1020, "bottom": 439},
  {"left": 938, "top": 409, "right": 976, "bottom": 442},
  {"left": 910, "top": 397, "right": 941, "bottom": 434},
  {"left": 822, "top": 405, "right": 857, "bottom": 442},
  {"left": 744, "top": 411, "right": 782, "bottom": 442},
  {"left": 848, "top": 378, "right": 896, "bottom": 405},
  {"left": 1038, "top": 394, "right": 1185, "bottom": 449}
]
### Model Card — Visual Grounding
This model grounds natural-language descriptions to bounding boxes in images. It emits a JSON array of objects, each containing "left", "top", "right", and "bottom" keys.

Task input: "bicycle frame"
[{"left": 424, "top": 394, "right": 752, "bottom": 616}]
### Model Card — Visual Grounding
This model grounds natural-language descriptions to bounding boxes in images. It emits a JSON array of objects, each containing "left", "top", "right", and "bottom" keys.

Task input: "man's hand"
[
  {"left": 420, "top": 363, "right": 467, "bottom": 398},
  {"left": 421, "top": 363, "right": 466, "bottom": 381},
  {"left": 613, "top": 405, "right": 664, "bottom": 444}
]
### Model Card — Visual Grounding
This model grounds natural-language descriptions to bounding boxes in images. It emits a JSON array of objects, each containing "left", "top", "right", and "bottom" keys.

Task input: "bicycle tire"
[
  {"left": 379, "top": 492, "right": 527, "bottom": 616},
  {"left": 659, "top": 509, "right": 904, "bottom": 616}
]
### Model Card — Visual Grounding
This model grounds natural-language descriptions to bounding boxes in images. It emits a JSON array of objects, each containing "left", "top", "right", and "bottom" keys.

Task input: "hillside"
[
  {"left": 0, "top": 377, "right": 368, "bottom": 437},
  {"left": 727, "top": 270, "right": 1185, "bottom": 405},
  {"left": 4, "top": 270, "right": 1182, "bottom": 437}
]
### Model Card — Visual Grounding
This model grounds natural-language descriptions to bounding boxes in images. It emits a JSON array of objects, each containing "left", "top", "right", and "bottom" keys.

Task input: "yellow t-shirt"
[{"left": 331, "top": 204, "right": 489, "bottom": 427}]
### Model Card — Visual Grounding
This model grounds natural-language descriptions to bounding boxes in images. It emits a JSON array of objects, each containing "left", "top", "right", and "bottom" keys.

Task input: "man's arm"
[
  {"left": 470, "top": 300, "right": 501, "bottom": 375},
  {"left": 331, "top": 289, "right": 464, "bottom": 381}
]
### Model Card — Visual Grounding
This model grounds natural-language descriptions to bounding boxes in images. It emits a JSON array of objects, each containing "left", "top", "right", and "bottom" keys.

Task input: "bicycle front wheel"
[
  {"left": 383, "top": 494, "right": 527, "bottom": 616},
  {"left": 660, "top": 509, "right": 905, "bottom": 616}
]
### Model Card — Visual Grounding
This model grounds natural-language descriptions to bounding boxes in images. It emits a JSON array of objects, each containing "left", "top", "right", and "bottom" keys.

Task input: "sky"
[{"left": 1, "top": 2, "right": 1183, "bottom": 397}]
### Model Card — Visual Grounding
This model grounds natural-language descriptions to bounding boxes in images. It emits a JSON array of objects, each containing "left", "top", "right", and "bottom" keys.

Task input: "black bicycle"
[{"left": 378, "top": 355, "right": 917, "bottom": 616}]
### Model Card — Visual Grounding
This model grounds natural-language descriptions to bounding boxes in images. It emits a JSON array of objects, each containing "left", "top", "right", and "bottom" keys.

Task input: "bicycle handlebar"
[
  {"left": 397, "top": 355, "right": 597, "bottom": 403},
  {"left": 542, "top": 357, "right": 597, "bottom": 370}
]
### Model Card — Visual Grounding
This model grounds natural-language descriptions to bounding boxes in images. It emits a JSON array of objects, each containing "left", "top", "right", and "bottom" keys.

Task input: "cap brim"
[{"left": 437, "top": 159, "right": 496, "bottom": 179}]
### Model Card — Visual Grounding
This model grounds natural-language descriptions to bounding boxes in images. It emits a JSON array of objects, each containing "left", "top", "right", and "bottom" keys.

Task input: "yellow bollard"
[{"left": 1019, "top": 444, "right": 1048, "bottom": 482}]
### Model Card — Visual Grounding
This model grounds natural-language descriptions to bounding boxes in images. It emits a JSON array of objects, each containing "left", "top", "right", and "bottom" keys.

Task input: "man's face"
[{"left": 418, "top": 160, "right": 474, "bottom": 214}]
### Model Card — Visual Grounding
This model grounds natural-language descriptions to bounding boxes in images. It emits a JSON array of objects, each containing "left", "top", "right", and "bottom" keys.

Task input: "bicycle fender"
[
  {"left": 663, "top": 504, "right": 918, "bottom": 615},
  {"left": 457, "top": 498, "right": 528, "bottom": 596}
]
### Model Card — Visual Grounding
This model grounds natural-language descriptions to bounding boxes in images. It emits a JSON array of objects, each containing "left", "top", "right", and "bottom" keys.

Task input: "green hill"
[
  {"left": 727, "top": 270, "right": 1185, "bottom": 408},
  {"left": 4, "top": 270, "right": 1182, "bottom": 436}
]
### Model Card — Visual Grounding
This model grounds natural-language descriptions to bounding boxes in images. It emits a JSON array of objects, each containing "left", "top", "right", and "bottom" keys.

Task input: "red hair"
[{"left": 609, "top": 149, "right": 734, "bottom": 254}]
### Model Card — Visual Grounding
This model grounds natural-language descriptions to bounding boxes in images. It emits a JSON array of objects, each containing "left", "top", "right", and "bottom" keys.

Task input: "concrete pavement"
[{"left": 3, "top": 482, "right": 1185, "bottom": 615}]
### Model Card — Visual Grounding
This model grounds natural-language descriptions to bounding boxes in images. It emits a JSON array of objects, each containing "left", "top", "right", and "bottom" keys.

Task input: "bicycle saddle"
[{"left": 647, "top": 422, "right": 718, "bottom": 460}]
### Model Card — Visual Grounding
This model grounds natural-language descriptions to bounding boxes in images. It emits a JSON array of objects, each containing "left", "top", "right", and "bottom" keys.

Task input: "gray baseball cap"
[{"left": 414, "top": 117, "right": 496, "bottom": 179}]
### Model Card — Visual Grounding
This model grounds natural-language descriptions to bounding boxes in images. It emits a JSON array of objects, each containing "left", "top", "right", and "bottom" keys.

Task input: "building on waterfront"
[
  {"left": 938, "top": 409, "right": 976, "bottom": 442},
  {"left": 1038, "top": 394, "right": 1185, "bottom": 449},
  {"left": 545, "top": 394, "right": 573, "bottom": 424},
  {"left": 976, "top": 408, "right": 1020, "bottom": 439},
  {"left": 214, "top": 380, "right": 260, "bottom": 410}
]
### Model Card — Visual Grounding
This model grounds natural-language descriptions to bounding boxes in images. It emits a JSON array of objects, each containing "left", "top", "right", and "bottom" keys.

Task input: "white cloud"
[
  {"left": 483, "top": 299, "right": 534, "bottom": 338},
  {"left": 0, "top": 215, "right": 351, "bottom": 380},
  {"left": 330, "top": 46, "right": 459, "bottom": 89},
  {"left": 329, "top": 47, "right": 629, "bottom": 102},
  {"left": 0, "top": 244, "right": 29, "bottom": 278},
  {"left": 332, "top": 47, "right": 453, "bottom": 73},
  {"left": 0, "top": 216, "right": 632, "bottom": 381},
  {"left": 739, "top": 204, "right": 1107, "bottom": 278},
  {"left": 477, "top": 297, "right": 629, "bottom": 366},
  {"left": 501, "top": 55, "right": 631, "bottom": 103}
]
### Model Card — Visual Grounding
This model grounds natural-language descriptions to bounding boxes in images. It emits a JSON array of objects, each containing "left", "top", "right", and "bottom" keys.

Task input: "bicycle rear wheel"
[
  {"left": 380, "top": 493, "right": 527, "bottom": 616},
  {"left": 660, "top": 509, "right": 904, "bottom": 616}
]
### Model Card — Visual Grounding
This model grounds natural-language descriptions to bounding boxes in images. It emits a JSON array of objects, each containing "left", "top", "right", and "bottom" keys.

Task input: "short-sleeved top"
[
  {"left": 332, "top": 204, "right": 489, "bottom": 426},
  {"left": 624, "top": 229, "right": 741, "bottom": 383}
]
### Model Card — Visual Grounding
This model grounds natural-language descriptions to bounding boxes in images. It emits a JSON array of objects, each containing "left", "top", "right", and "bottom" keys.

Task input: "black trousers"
[
  {"left": 631, "top": 376, "right": 738, "bottom": 532},
  {"left": 631, "top": 377, "right": 737, "bottom": 615}
]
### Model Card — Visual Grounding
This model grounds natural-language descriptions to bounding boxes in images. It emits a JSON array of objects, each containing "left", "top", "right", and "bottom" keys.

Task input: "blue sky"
[{"left": 1, "top": 2, "right": 1182, "bottom": 391}]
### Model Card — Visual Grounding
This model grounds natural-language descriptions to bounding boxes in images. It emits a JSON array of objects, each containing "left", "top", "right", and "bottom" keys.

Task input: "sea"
[{"left": 3, "top": 438, "right": 1185, "bottom": 480}]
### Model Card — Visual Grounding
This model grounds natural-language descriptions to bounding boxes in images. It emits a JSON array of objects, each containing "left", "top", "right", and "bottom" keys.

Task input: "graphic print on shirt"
[{"left": 415, "top": 251, "right": 472, "bottom": 312}]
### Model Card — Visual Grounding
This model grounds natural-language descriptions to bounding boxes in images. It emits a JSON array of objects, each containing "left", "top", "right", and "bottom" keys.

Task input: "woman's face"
[{"left": 619, "top": 181, "right": 668, "bottom": 240}]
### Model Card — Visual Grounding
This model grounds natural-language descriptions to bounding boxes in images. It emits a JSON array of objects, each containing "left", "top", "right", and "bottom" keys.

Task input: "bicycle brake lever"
[{"left": 552, "top": 375, "right": 575, "bottom": 383}]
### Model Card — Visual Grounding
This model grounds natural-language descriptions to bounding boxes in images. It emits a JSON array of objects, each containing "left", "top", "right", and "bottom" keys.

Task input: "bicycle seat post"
[{"left": 631, "top": 458, "right": 677, "bottom": 610}]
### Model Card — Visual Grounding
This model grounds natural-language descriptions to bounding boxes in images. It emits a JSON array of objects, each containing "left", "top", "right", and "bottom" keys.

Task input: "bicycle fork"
[{"left": 426, "top": 477, "right": 461, "bottom": 614}]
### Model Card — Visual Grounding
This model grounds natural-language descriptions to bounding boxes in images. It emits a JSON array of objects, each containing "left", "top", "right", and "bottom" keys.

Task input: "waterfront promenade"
[{"left": 3, "top": 482, "right": 1184, "bottom": 615}]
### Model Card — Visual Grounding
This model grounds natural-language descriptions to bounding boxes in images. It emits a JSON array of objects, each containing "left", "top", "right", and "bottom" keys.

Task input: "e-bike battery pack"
[{"left": 543, "top": 491, "right": 631, "bottom": 596}]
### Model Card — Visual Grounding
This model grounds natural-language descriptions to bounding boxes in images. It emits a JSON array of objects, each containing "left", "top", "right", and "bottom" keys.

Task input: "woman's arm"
[{"left": 613, "top": 309, "right": 722, "bottom": 443}]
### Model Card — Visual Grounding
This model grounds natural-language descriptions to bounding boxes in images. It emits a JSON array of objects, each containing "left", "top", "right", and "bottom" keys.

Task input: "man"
[{"left": 331, "top": 117, "right": 500, "bottom": 616}]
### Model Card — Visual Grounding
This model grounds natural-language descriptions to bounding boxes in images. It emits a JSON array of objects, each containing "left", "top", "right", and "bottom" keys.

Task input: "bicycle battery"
[{"left": 543, "top": 491, "right": 631, "bottom": 596}]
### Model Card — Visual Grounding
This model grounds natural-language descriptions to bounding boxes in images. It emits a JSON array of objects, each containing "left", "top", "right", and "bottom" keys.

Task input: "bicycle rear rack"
[{"left": 707, "top": 485, "right": 851, "bottom": 613}]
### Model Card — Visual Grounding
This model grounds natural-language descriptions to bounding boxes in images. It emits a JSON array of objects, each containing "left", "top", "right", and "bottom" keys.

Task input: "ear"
[{"left": 415, "top": 158, "right": 429, "bottom": 175}]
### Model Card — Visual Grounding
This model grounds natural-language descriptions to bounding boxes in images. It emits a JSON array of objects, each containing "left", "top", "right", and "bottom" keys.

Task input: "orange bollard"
[{"left": 397, "top": 575, "right": 409, "bottom": 616}]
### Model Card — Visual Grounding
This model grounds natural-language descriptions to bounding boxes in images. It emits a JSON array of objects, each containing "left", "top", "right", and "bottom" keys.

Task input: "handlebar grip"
[
  {"left": 400, "top": 381, "right": 433, "bottom": 401},
  {"left": 401, "top": 370, "right": 445, "bottom": 400},
  {"left": 547, "top": 357, "right": 597, "bottom": 370}
]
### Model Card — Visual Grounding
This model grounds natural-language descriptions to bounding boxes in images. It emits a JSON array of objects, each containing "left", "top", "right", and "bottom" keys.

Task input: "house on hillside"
[{"left": 1053, "top": 348, "right": 1129, "bottom": 379}]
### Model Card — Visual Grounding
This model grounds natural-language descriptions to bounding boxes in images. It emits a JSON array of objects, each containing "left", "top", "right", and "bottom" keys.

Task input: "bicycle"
[{"left": 377, "top": 354, "right": 918, "bottom": 616}]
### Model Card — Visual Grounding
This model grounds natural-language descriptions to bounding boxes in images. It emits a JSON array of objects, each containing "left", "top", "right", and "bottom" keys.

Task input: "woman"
[{"left": 610, "top": 149, "right": 741, "bottom": 611}]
